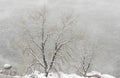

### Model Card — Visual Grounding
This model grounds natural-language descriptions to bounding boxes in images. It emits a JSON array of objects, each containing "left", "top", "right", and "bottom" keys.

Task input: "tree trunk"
[{"left": 45, "top": 71, "right": 48, "bottom": 77}]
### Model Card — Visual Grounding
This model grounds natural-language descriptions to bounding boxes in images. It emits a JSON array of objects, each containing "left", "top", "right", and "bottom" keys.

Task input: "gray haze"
[{"left": 0, "top": 0, "right": 120, "bottom": 77}]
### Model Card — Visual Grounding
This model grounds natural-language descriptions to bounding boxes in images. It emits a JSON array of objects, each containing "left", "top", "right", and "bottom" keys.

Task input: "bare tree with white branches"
[
  {"left": 18, "top": 7, "right": 77, "bottom": 77},
  {"left": 75, "top": 42, "right": 100, "bottom": 78}
]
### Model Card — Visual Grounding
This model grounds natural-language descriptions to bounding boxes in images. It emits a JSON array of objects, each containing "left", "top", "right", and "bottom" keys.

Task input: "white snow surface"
[
  {"left": 14, "top": 71, "right": 116, "bottom": 78},
  {"left": 0, "top": 71, "right": 116, "bottom": 78},
  {"left": 102, "top": 74, "right": 116, "bottom": 78},
  {"left": 87, "top": 71, "right": 102, "bottom": 76}
]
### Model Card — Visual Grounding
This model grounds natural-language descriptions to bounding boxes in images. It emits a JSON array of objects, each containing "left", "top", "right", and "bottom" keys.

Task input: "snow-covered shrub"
[
  {"left": 4, "top": 64, "right": 12, "bottom": 70},
  {"left": 0, "top": 64, "right": 18, "bottom": 76}
]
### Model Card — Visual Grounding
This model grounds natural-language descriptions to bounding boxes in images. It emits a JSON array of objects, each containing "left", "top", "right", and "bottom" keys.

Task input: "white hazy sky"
[
  {"left": 0, "top": 0, "right": 120, "bottom": 25},
  {"left": 0, "top": 0, "right": 47, "bottom": 20},
  {"left": 0, "top": 0, "right": 120, "bottom": 19}
]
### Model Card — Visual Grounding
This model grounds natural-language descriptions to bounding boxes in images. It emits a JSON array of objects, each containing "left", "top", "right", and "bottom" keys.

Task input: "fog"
[{"left": 0, "top": 0, "right": 120, "bottom": 77}]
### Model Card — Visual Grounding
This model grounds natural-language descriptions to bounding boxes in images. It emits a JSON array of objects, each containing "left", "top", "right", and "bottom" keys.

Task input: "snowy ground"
[{"left": 0, "top": 71, "right": 116, "bottom": 78}]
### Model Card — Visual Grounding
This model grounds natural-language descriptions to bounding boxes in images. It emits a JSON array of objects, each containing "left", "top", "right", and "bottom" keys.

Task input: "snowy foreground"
[{"left": 0, "top": 71, "right": 116, "bottom": 78}]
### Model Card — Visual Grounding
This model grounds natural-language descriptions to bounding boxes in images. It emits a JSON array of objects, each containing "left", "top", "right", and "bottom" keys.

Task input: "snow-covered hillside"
[{"left": 0, "top": 71, "right": 116, "bottom": 78}]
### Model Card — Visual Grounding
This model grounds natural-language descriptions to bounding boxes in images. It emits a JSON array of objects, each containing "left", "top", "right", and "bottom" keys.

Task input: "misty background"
[{"left": 0, "top": 0, "right": 120, "bottom": 77}]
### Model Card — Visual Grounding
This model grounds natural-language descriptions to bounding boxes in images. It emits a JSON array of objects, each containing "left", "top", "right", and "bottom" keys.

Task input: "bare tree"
[
  {"left": 75, "top": 43, "right": 100, "bottom": 78},
  {"left": 79, "top": 55, "right": 93, "bottom": 77},
  {"left": 75, "top": 55, "right": 101, "bottom": 78},
  {"left": 18, "top": 7, "right": 76, "bottom": 77}
]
